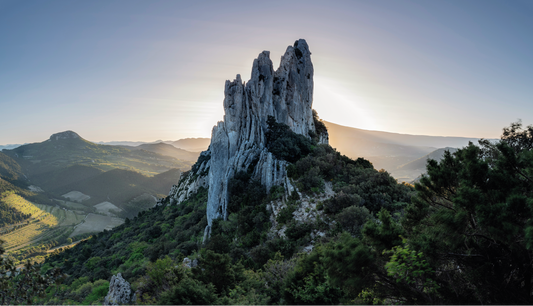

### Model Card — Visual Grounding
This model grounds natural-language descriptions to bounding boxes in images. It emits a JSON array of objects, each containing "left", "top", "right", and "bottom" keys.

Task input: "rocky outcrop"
[
  {"left": 167, "top": 39, "right": 328, "bottom": 238},
  {"left": 49, "top": 130, "right": 80, "bottom": 141},
  {"left": 104, "top": 273, "right": 135, "bottom": 305},
  {"left": 182, "top": 257, "right": 198, "bottom": 269}
]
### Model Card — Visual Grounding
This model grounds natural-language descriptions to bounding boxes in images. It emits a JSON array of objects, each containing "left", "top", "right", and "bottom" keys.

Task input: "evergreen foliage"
[
  {"left": 36, "top": 119, "right": 533, "bottom": 304},
  {"left": 319, "top": 121, "right": 533, "bottom": 304},
  {"left": 291, "top": 144, "right": 412, "bottom": 214},
  {"left": 311, "top": 109, "right": 328, "bottom": 141},
  {"left": 0, "top": 200, "right": 31, "bottom": 226},
  {"left": 0, "top": 240, "right": 64, "bottom": 305},
  {"left": 265, "top": 116, "right": 314, "bottom": 163}
]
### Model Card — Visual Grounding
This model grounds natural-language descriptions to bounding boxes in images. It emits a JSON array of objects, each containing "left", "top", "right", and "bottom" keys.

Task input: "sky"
[{"left": 1, "top": 0, "right": 532, "bottom": 145}]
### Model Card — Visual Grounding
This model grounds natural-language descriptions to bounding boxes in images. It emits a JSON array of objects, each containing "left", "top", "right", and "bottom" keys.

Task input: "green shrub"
[
  {"left": 324, "top": 192, "right": 362, "bottom": 214},
  {"left": 81, "top": 280, "right": 109, "bottom": 305},
  {"left": 266, "top": 116, "right": 314, "bottom": 163},
  {"left": 285, "top": 221, "right": 313, "bottom": 241},
  {"left": 334, "top": 206, "right": 372, "bottom": 236},
  {"left": 158, "top": 277, "right": 218, "bottom": 305},
  {"left": 277, "top": 205, "right": 296, "bottom": 225},
  {"left": 269, "top": 185, "right": 285, "bottom": 201},
  {"left": 192, "top": 250, "right": 242, "bottom": 296}
]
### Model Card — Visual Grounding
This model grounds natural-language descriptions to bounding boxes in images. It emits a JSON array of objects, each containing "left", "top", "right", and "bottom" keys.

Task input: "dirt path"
[{"left": 47, "top": 239, "right": 85, "bottom": 253}]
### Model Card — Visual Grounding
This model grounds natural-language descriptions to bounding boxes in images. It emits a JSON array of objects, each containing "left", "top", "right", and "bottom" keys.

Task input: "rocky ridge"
[{"left": 162, "top": 39, "right": 328, "bottom": 238}]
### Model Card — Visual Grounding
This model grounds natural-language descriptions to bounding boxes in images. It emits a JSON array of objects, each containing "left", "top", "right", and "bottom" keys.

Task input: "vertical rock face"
[{"left": 167, "top": 39, "right": 327, "bottom": 236}]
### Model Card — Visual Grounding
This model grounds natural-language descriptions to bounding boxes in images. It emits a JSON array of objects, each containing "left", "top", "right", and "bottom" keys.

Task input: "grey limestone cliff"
[{"left": 164, "top": 39, "right": 328, "bottom": 238}]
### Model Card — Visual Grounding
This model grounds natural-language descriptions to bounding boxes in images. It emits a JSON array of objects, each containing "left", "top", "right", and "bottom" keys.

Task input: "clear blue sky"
[{"left": 1, "top": 0, "right": 532, "bottom": 145}]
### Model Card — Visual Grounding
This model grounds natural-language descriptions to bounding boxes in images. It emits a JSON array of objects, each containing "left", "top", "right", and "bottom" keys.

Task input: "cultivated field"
[
  {"left": 94, "top": 201, "right": 122, "bottom": 216},
  {"left": 1, "top": 213, "right": 58, "bottom": 251},
  {"left": 34, "top": 204, "right": 85, "bottom": 226},
  {"left": 1, "top": 194, "right": 124, "bottom": 262},
  {"left": 69, "top": 213, "right": 124, "bottom": 237},
  {"left": 1, "top": 193, "right": 46, "bottom": 219},
  {"left": 55, "top": 199, "right": 92, "bottom": 212},
  {"left": 0, "top": 195, "right": 86, "bottom": 256},
  {"left": 61, "top": 191, "right": 91, "bottom": 202}
]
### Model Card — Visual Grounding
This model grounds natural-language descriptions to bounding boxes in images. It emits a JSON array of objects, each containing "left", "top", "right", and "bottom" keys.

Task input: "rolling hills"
[
  {"left": 170, "top": 138, "right": 210, "bottom": 152},
  {"left": 0, "top": 131, "right": 193, "bottom": 263},
  {"left": 2, "top": 131, "right": 193, "bottom": 178},
  {"left": 127, "top": 142, "right": 200, "bottom": 162},
  {"left": 323, "top": 121, "right": 485, "bottom": 181}
]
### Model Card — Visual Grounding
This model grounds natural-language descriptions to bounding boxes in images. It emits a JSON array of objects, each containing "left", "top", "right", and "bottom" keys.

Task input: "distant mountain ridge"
[
  {"left": 170, "top": 138, "right": 210, "bottom": 152},
  {"left": 1, "top": 130, "right": 195, "bottom": 218},
  {"left": 323, "top": 121, "right": 488, "bottom": 182},
  {"left": 3, "top": 131, "right": 192, "bottom": 177},
  {"left": 0, "top": 144, "right": 24, "bottom": 151},
  {"left": 127, "top": 143, "right": 200, "bottom": 162},
  {"left": 398, "top": 147, "right": 459, "bottom": 171},
  {"left": 94, "top": 137, "right": 210, "bottom": 152},
  {"left": 1, "top": 124, "right": 486, "bottom": 185},
  {"left": 324, "top": 121, "right": 482, "bottom": 148}
]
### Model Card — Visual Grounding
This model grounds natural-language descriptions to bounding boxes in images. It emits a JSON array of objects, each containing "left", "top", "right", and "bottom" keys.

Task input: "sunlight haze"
[{"left": 1, "top": 0, "right": 532, "bottom": 145}]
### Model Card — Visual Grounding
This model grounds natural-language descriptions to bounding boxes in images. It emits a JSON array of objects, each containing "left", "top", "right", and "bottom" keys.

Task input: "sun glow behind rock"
[{"left": 313, "top": 76, "right": 378, "bottom": 132}]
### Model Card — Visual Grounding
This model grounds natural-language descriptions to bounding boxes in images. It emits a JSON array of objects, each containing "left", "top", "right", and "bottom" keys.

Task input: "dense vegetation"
[
  {"left": 34, "top": 115, "right": 412, "bottom": 304},
  {"left": 0, "top": 200, "right": 30, "bottom": 226},
  {"left": 290, "top": 121, "right": 533, "bottom": 304},
  {"left": 8, "top": 119, "right": 532, "bottom": 304},
  {"left": 265, "top": 115, "right": 314, "bottom": 163},
  {"left": 1, "top": 134, "right": 192, "bottom": 216},
  {"left": 0, "top": 240, "right": 63, "bottom": 305}
]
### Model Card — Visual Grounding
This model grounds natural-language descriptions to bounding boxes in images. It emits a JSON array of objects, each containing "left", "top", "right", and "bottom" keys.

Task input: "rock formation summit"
[
  {"left": 49, "top": 130, "right": 81, "bottom": 141},
  {"left": 164, "top": 39, "right": 328, "bottom": 238}
]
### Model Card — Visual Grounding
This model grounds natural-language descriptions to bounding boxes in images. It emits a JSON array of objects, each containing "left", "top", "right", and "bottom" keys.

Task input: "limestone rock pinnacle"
[{"left": 166, "top": 39, "right": 328, "bottom": 239}]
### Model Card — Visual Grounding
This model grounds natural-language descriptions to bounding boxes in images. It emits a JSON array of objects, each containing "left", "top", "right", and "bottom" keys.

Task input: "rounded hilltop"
[{"left": 49, "top": 130, "right": 81, "bottom": 141}]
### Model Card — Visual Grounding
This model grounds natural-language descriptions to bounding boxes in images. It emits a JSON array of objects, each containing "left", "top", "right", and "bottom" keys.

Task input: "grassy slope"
[
  {"left": 0, "top": 194, "right": 88, "bottom": 264},
  {"left": 0, "top": 194, "right": 58, "bottom": 249},
  {"left": 1, "top": 193, "right": 44, "bottom": 217},
  {"left": 49, "top": 168, "right": 181, "bottom": 208},
  {"left": 0, "top": 151, "right": 24, "bottom": 181}
]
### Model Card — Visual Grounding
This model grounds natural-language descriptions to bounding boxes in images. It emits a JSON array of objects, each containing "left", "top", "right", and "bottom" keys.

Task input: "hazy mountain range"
[
  {"left": 1, "top": 124, "right": 487, "bottom": 183},
  {"left": 0, "top": 131, "right": 199, "bottom": 219},
  {"left": 323, "top": 121, "right": 489, "bottom": 181}
]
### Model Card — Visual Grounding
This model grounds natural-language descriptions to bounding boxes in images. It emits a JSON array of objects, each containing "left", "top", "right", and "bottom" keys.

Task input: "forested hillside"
[
  {"left": 0, "top": 132, "right": 191, "bottom": 269},
  {"left": 2, "top": 131, "right": 193, "bottom": 179},
  {"left": 1, "top": 131, "right": 190, "bottom": 220},
  {"left": 38, "top": 117, "right": 413, "bottom": 304},
  {"left": 28, "top": 121, "right": 533, "bottom": 305}
]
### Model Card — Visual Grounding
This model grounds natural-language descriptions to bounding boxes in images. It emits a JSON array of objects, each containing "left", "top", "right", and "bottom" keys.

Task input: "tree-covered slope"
[
  {"left": 39, "top": 118, "right": 413, "bottom": 304},
  {"left": 2, "top": 131, "right": 193, "bottom": 179},
  {"left": 36, "top": 121, "right": 533, "bottom": 305},
  {"left": 0, "top": 151, "right": 24, "bottom": 182}
]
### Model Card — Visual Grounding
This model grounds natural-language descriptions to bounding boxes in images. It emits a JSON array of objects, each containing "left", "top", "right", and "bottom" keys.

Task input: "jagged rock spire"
[{"left": 166, "top": 39, "right": 327, "bottom": 239}]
